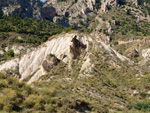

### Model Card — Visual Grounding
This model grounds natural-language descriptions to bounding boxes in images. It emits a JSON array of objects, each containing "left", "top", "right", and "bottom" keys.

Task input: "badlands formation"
[{"left": 0, "top": 33, "right": 130, "bottom": 83}]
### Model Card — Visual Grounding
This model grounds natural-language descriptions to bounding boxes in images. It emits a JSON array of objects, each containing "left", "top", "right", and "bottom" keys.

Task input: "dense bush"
[
  {"left": 64, "top": 25, "right": 75, "bottom": 33},
  {"left": 6, "top": 50, "right": 14, "bottom": 57},
  {"left": 0, "top": 15, "right": 64, "bottom": 45},
  {"left": 0, "top": 73, "right": 91, "bottom": 112},
  {"left": 96, "top": 0, "right": 101, "bottom": 10},
  {"left": 140, "top": 0, "right": 150, "bottom": 15},
  {"left": 134, "top": 101, "right": 150, "bottom": 111},
  {"left": 0, "top": 73, "right": 34, "bottom": 112}
]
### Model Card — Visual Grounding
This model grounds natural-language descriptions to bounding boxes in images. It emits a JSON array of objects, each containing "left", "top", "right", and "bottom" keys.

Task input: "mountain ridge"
[{"left": 0, "top": 0, "right": 143, "bottom": 27}]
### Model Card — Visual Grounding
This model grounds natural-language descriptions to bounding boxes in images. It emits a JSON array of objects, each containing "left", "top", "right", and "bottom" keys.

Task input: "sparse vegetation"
[{"left": 1, "top": 0, "right": 150, "bottom": 113}]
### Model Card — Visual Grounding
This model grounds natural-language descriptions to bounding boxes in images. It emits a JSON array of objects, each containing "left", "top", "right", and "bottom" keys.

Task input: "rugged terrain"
[
  {"left": 1, "top": 0, "right": 150, "bottom": 113},
  {"left": 0, "top": 0, "right": 142, "bottom": 27}
]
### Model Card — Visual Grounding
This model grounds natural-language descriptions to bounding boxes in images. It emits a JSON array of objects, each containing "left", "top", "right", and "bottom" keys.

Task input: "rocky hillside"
[
  {"left": 0, "top": 33, "right": 132, "bottom": 84},
  {"left": 1, "top": 0, "right": 150, "bottom": 112},
  {"left": 0, "top": 0, "right": 143, "bottom": 27},
  {"left": 0, "top": 0, "right": 44, "bottom": 20},
  {"left": 1, "top": 32, "right": 150, "bottom": 112}
]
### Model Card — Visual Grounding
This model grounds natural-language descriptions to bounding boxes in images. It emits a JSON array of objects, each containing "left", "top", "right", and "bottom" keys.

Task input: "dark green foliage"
[
  {"left": 0, "top": 73, "right": 91, "bottom": 112},
  {"left": 140, "top": 0, "right": 150, "bottom": 15},
  {"left": 96, "top": 0, "right": 101, "bottom": 10},
  {"left": 12, "top": 39, "right": 24, "bottom": 43},
  {"left": 59, "top": 0, "right": 67, "bottom": 2},
  {"left": 64, "top": 25, "right": 75, "bottom": 32},
  {"left": 75, "top": 0, "right": 78, "bottom": 3},
  {"left": 114, "top": 41, "right": 118, "bottom": 45},
  {"left": 118, "top": 0, "right": 126, "bottom": 5},
  {"left": 140, "top": 0, "right": 150, "bottom": 5},
  {"left": 42, "top": 36, "right": 48, "bottom": 42},
  {"left": 0, "top": 16, "right": 64, "bottom": 45},
  {"left": 126, "top": 9, "right": 131, "bottom": 15},
  {"left": 6, "top": 50, "right": 14, "bottom": 57},
  {"left": 0, "top": 73, "right": 34, "bottom": 112},
  {"left": 134, "top": 101, "right": 150, "bottom": 111},
  {"left": 0, "top": 10, "right": 3, "bottom": 19}
]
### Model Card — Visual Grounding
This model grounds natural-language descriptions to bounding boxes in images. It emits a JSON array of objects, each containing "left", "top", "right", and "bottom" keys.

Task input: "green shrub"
[
  {"left": 6, "top": 50, "right": 14, "bottom": 57},
  {"left": 64, "top": 25, "right": 75, "bottom": 33},
  {"left": 114, "top": 41, "right": 118, "bottom": 45},
  {"left": 23, "top": 95, "right": 43, "bottom": 109},
  {"left": 96, "top": 0, "right": 101, "bottom": 10},
  {"left": 45, "top": 104, "right": 55, "bottom": 112},
  {"left": 134, "top": 101, "right": 150, "bottom": 111},
  {"left": 126, "top": 9, "right": 131, "bottom": 15},
  {"left": 0, "top": 10, "right": 3, "bottom": 19}
]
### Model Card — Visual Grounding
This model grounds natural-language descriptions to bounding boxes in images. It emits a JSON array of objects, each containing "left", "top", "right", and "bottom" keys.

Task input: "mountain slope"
[
  {"left": 1, "top": 33, "right": 150, "bottom": 112},
  {"left": 0, "top": 32, "right": 131, "bottom": 84},
  {"left": 0, "top": 0, "right": 44, "bottom": 20},
  {"left": 1, "top": 0, "right": 150, "bottom": 113}
]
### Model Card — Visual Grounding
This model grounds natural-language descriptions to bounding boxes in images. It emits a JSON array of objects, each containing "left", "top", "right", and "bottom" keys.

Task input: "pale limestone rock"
[
  {"left": 79, "top": 54, "right": 94, "bottom": 77},
  {"left": 0, "top": 50, "right": 4, "bottom": 55},
  {"left": 5, "top": 47, "right": 9, "bottom": 52},
  {"left": 142, "top": 49, "right": 150, "bottom": 59},
  {"left": 147, "top": 91, "right": 150, "bottom": 94},
  {"left": 0, "top": 33, "right": 131, "bottom": 83},
  {"left": 140, "top": 48, "right": 150, "bottom": 65},
  {"left": 131, "top": 90, "right": 139, "bottom": 96},
  {"left": 0, "top": 58, "right": 19, "bottom": 71},
  {"left": 0, "top": 33, "right": 91, "bottom": 83},
  {"left": 44, "top": 0, "right": 96, "bottom": 26},
  {"left": 28, "top": 70, "right": 41, "bottom": 84},
  {"left": 12, "top": 45, "right": 25, "bottom": 54},
  {"left": 87, "top": 0, "right": 96, "bottom": 10}
]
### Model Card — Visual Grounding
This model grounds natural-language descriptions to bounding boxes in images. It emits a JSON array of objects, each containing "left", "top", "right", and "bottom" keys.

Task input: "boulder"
[
  {"left": 41, "top": 54, "right": 60, "bottom": 74},
  {"left": 42, "top": 6, "right": 57, "bottom": 20}
]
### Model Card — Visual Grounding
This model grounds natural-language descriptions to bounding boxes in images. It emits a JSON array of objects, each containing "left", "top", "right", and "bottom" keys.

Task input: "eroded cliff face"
[
  {"left": 0, "top": 0, "right": 141, "bottom": 26},
  {"left": 0, "top": 33, "right": 131, "bottom": 83},
  {"left": 0, "top": 0, "right": 44, "bottom": 20},
  {"left": 0, "top": 33, "right": 90, "bottom": 83},
  {"left": 43, "top": 0, "right": 96, "bottom": 26},
  {"left": 42, "top": 0, "right": 141, "bottom": 26},
  {"left": 101, "top": 0, "right": 140, "bottom": 12},
  {"left": 44, "top": 0, "right": 96, "bottom": 15}
]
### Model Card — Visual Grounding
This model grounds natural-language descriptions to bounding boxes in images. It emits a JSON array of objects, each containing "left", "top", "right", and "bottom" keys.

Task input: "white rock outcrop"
[
  {"left": 0, "top": 33, "right": 91, "bottom": 83},
  {"left": 12, "top": 45, "right": 25, "bottom": 54},
  {"left": 0, "top": 33, "right": 131, "bottom": 83},
  {"left": 142, "top": 49, "right": 150, "bottom": 59},
  {"left": 140, "top": 48, "right": 150, "bottom": 65}
]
